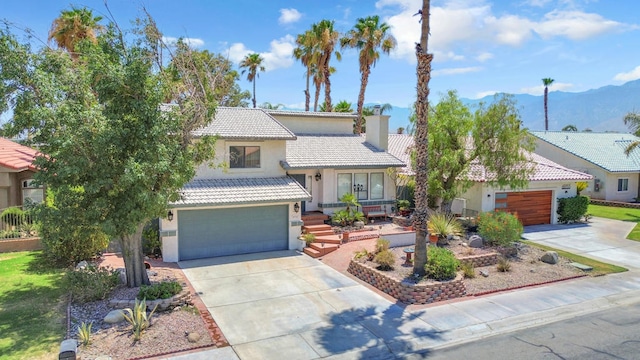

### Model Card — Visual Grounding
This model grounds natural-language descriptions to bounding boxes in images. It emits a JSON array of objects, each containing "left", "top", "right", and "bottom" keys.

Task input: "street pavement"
[{"left": 170, "top": 217, "right": 640, "bottom": 359}]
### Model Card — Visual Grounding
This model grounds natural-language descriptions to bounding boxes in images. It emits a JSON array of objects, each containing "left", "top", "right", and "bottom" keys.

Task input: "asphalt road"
[{"left": 411, "top": 300, "right": 640, "bottom": 360}]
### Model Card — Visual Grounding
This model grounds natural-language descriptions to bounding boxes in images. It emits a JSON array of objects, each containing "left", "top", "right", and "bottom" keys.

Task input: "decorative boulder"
[
  {"left": 540, "top": 251, "right": 559, "bottom": 264},
  {"left": 468, "top": 235, "right": 484, "bottom": 248},
  {"left": 104, "top": 309, "right": 125, "bottom": 324},
  {"left": 116, "top": 268, "right": 126, "bottom": 284},
  {"left": 187, "top": 332, "right": 202, "bottom": 343},
  {"left": 75, "top": 260, "right": 89, "bottom": 270},
  {"left": 479, "top": 269, "right": 489, "bottom": 277}
]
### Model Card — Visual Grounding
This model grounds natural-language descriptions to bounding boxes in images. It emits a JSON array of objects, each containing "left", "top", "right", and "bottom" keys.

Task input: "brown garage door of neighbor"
[{"left": 495, "top": 190, "right": 552, "bottom": 226}]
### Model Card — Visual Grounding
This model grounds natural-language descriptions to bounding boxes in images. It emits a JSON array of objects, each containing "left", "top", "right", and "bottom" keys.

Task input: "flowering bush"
[{"left": 477, "top": 211, "right": 523, "bottom": 247}]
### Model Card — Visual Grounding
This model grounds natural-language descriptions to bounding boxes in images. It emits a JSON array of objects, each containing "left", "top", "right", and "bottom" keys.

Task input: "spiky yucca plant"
[{"left": 123, "top": 298, "right": 158, "bottom": 341}]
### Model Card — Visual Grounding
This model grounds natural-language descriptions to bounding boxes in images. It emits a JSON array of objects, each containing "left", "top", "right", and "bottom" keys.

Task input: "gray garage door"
[{"left": 178, "top": 205, "right": 288, "bottom": 260}]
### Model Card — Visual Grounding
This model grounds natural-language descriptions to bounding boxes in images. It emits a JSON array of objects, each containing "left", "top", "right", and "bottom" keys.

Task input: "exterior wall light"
[
  {"left": 294, "top": 202, "right": 300, "bottom": 213},
  {"left": 315, "top": 172, "right": 322, "bottom": 181},
  {"left": 167, "top": 210, "right": 174, "bottom": 221}
]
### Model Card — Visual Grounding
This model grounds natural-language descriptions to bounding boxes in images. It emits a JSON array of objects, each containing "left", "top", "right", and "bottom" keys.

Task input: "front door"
[{"left": 291, "top": 174, "right": 306, "bottom": 213}]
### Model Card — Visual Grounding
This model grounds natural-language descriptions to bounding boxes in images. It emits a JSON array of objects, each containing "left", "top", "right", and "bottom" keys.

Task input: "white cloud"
[
  {"left": 476, "top": 52, "right": 494, "bottom": 62},
  {"left": 614, "top": 66, "right": 640, "bottom": 82},
  {"left": 534, "top": 10, "right": 623, "bottom": 40},
  {"left": 432, "top": 66, "right": 482, "bottom": 76},
  {"left": 474, "top": 90, "right": 498, "bottom": 99},
  {"left": 520, "top": 81, "right": 573, "bottom": 95},
  {"left": 485, "top": 14, "right": 535, "bottom": 46},
  {"left": 227, "top": 35, "right": 296, "bottom": 72},
  {"left": 279, "top": 8, "right": 302, "bottom": 25},
  {"left": 162, "top": 36, "right": 205, "bottom": 48}
]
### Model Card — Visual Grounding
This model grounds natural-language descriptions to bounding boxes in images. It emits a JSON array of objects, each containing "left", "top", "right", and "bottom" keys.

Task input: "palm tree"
[
  {"left": 413, "top": 0, "right": 433, "bottom": 276},
  {"left": 561, "top": 124, "right": 578, "bottom": 132},
  {"left": 623, "top": 112, "right": 640, "bottom": 155},
  {"left": 48, "top": 7, "right": 104, "bottom": 58},
  {"left": 312, "top": 20, "right": 341, "bottom": 112},
  {"left": 293, "top": 30, "right": 318, "bottom": 112},
  {"left": 259, "top": 102, "right": 284, "bottom": 110},
  {"left": 333, "top": 100, "right": 354, "bottom": 113},
  {"left": 341, "top": 16, "right": 397, "bottom": 134},
  {"left": 362, "top": 103, "right": 393, "bottom": 116},
  {"left": 240, "top": 53, "right": 265, "bottom": 108},
  {"left": 542, "top": 78, "right": 554, "bottom": 131}
]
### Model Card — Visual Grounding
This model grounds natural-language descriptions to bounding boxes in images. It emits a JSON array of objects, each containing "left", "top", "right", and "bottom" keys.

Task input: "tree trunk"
[
  {"left": 314, "top": 81, "right": 321, "bottom": 112},
  {"left": 252, "top": 78, "right": 257, "bottom": 108},
  {"left": 355, "top": 66, "right": 370, "bottom": 134},
  {"left": 413, "top": 0, "right": 432, "bottom": 276},
  {"left": 305, "top": 70, "right": 311, "bottom": 112},
  {"left": 120, "top": 222, "right": 151, "bottom": 288},
  {"left": 324, "top": 65, "right": 332, "bottom": 112},
  {"left": 544, "top": 86, "right": 548, "bottom": 131}
]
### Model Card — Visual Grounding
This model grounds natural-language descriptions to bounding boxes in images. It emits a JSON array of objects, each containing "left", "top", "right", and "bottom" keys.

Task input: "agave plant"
[
  {"left": 428, "top": 211, "right": 464, "bottom": 243},
  {"left": 123, "top": 298, "right": 158, "bottom": 341}
]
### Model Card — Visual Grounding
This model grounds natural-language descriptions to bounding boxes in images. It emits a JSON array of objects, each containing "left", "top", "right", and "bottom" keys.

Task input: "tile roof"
[
  {"left": 0, "top": 138, "right": 39, "bottom": 171},
  {"left": 265, "top": 109, "right": 357, "bottom": 119},
  {"left": 193, "top": 107, "right": 296, "bottom": 140},
  {"left": 387, "top": 134, "right": 415, "bottom": 175},
  {"left": 387, "top": 134, "right": 592, "bottom": 182},
  {"left": 281, "top": 134, "right": 405, "bottom": 169},
  {"left": 173, "top": 177, "right": 311, "bottom": 207},
  {"left": 532, "top": 131, "right": 640, "bottom": 172}
]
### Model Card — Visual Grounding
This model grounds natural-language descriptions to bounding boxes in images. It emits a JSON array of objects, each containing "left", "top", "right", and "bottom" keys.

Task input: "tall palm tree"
[
  {"left": 341, "top": 16, "right": 397, "bottom": 134},
  {"left": 623, "top": 112, "right": 640, "bottom": 155},
  {"left": 542, "top": 78, "right": 554, "bottom": 131},
  {"left": 413, "top": 0, "right": 433, "bottom": 276},
  {"left": 312, "top": 20, "right": 341, "bottom": 112},
  {"left": 240, "top": 53, "right": 265, "bottom": 108},
  {"left": 293, "top": 30, "right": 318, "bottom": 112},
  {"left": 333, "top": 100, "right": 354, "bottom": 113},
  {"left": 48, "top": 7, "right": 104, "bottom": 58}
]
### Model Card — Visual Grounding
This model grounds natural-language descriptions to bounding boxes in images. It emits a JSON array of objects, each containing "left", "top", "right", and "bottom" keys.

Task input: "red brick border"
[
  {"left": 0, "top": 237, "right": 42, "bottom": 253},
  {"left": 347, "top": 260, "right": 466, "bottom": 305}
]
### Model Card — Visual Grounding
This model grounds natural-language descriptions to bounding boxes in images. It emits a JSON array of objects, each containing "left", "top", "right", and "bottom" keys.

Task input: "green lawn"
[
  {"left": 0, "top": 251, "right": 67, "bottom": 360},
  {"left": 521, "top": 240, "right": 628, "bottom": 276},
  {"left": 588, "top": 204, "right": 640, "bottom": 241}
]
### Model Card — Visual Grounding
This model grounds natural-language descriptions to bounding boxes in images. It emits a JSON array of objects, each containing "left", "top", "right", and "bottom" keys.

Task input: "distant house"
[
  {"left": 532, "top": 131, "right": 640, "bottom": 202},
  {"left": 160, "top": 108, "right": 404, "bottom": 262},
  {"left": 0, "top": 138, "right": 43, "bottom": 209},
  {"left": 387, "top": 134, "right": 593, "bottom": 226}
]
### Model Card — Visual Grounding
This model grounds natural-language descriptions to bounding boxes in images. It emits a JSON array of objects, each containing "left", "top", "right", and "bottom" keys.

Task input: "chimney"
[{"left": 365, "top": 107, "right": 390, "bottom": 150}]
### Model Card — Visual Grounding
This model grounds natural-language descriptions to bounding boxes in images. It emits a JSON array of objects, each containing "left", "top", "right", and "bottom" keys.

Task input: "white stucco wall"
[
  {"left": 272, "top": 114, "right": 354, "bottom": 134},
  {"left": 603, "top": 172, "right": 639, "bottom": 202},
  {"left": 194, "top": 139, "right": 287, "bottom": 179},
  {"left": 320, "top": 169, "right": 396, "bottom": 215},
  {"left": 160, "top": 201, "right": 303, "bottom": 262}
]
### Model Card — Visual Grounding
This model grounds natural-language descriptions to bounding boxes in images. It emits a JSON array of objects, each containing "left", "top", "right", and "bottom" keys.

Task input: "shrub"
[
  {"left": 331, "top": 210, "right": 350, "bottom": 226},
  {"left": 137, "top": 281, "right": 182, "bottom": 300},
  {"left": 428, "top": 211, "right": 464, "bottom": 240},
  {"left": 353, "top": 249, "right": 370, "bottom": 261},
  {"left": 557, "top": 196, "right": 589, "bottom": 224},
  {"left": 302, "top": 233, "right": 316, "bottom": 247},
  {"left": 425, "top": 247, "right": 460, "bottom": 281},
  {"left": 77, "top": 322, "right": 92, "bottom": 347},
  {"left": 64, "top": 265, "right": 120, "bottom": 303},
  {"left": 123, "top": 298, "right": 158, "bottom": 342},
  {"left": 374, "top": 249, "right": 395, "bottom": 270},
  {"left": 375, "top": 238, "right": 390, "bottom": 253},
  {"left": 576, "top": 181, "right": 588, "bottom": 195},
  {"left": 497, "top": 257, "right": 511, "bottom": 272},
  {"left": 477, "top": 211, "right": 523, "bottom": 247},
  {"left": 460, "top": 262, "right": 475, "bottom": 278}
]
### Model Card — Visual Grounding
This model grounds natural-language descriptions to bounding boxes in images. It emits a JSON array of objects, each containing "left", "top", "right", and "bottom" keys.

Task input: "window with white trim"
[
  {"left": 618, "top": 178, "right": 629, "bottom": 192},
  {"left": 370, "top": 173, "right": 384, "bottom": 199},
  {"left": 337, "top": 173, "right": 352, "bottom": 200},
  {"left": 230, "top": 146, "right": 260, "bottom": 168},
  {"left": 354, "top": 173, "right": 368, "bottom": 200},
  {"left": 22, "top": 179, "right": 44, "bottom": 206},
  {"left": 337, "top": 173, "right": 384, "bottom": 201}
]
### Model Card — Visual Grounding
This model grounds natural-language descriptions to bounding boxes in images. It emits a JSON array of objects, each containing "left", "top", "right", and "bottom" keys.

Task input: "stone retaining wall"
[
  {"left": 0, "top": 237, "right": 42, "bottom": 253},
  {"left": 457, "top": 252, "right": 499, "bottom": 267},
  {"left": 347, "top": 260, "right": 466, "bottom": 305},
  {"left": 108, "top": 288, "right": 192, "bottom": 312},
  {"left": 590, "top": 199, "right": 640, "bottom": 209}
]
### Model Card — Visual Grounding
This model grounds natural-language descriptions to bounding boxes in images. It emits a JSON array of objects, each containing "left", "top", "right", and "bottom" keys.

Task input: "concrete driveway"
[
  {"left": 179, "top": 250, "right": 404, "bottom": 359},
  {"left": 523, "top": 217, "right": 640, "bottom": 270}
]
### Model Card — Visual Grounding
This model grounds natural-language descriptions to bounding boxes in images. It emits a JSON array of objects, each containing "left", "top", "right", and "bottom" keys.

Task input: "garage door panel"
[
  {"left": 178, "top": 205, "right": 288, "bottom": 260},
  {"left": 496, "top": 191, "right": 552, "bottom": 226}
]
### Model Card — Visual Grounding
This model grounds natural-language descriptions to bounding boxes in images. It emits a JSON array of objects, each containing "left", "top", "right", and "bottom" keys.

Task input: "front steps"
[
  {"left": 301, "top": 212, "right": 330, "bottom": 226},
  {"left": 302, "top": 224, "right": 341, "bottom": 258}
]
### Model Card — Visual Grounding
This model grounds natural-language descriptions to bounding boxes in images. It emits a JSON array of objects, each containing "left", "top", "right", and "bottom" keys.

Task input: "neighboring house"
[
  {"left": 387, "top": 134, "right": 593, "bottom": 226},
  {"left": 0, "top": 138, "right": 43, "bottom": 209},
  {"left": 160, "top": 108, "right": 404, "bottom": 262},
  {"left": 532, "top": 131, "right": 640, "bottom": 202}
]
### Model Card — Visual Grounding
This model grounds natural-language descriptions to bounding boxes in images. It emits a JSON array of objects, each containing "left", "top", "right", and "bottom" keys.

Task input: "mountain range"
[{"left": 384, "top": 79, "right": 640, "bottom": 134}]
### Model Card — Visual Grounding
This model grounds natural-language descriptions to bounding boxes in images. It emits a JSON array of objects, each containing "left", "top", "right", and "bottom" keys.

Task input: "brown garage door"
[{"left": 495, "top": 191, "right": 552, "bottom": 226}]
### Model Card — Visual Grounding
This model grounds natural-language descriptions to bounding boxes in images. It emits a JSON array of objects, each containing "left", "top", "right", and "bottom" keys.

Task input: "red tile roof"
[{"left": 0, "top": 138, "right": 39, "bottom": 171}]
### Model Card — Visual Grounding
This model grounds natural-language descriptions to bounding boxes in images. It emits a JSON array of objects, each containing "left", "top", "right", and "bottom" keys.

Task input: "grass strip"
[{"left": 588, "top": 204, "right": 640, "bottom": 241}]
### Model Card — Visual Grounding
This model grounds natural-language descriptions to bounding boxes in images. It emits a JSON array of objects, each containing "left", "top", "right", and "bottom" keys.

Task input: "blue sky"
[{"left": 2, "top": 0, "right": 639, "bottom": 112}]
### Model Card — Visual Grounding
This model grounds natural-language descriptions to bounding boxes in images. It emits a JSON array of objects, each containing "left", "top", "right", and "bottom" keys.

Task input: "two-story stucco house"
[{"left": 160, "top": 107, "right": 404, "bottom": 262}]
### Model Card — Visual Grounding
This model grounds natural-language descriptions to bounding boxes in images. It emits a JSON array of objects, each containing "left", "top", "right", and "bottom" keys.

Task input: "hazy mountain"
[{"left": 385, "top": 79, "right": 640, "bottom": 133}]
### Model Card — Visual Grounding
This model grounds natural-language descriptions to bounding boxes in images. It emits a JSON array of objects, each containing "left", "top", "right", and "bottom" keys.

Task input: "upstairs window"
[{"left": 230, "top": 146, "right": 260, "bottom": 168}]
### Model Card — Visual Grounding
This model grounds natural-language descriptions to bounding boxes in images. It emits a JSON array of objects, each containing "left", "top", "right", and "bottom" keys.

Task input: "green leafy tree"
[
  {"left": 240, "top": 53, "right": 265, "bottom": 108},
  {"left": 48, "top": 7, "right": 104, "bottom": 58},
  {"left": 413, "top": 0, "right": 433, "bottom": 276},
  {"left": 341, "top": 15, "right": 396, "bottom": 134},
  {"left": 410, "top": 90, "right": 535, "bottom": 210},
  {"left": 542, "top": 78, "right": 554, "bottom": 130},
  {"left": 0, "top": 12, "right": 218, "bottom": 287},
  {"left": 623, "top": 112, "right": 640, "bottom": 155}
]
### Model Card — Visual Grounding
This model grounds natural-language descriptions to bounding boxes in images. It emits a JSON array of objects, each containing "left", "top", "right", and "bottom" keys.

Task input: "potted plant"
[
  {"left": 397, "top": 199, "right": 410, "bottom": 217},
  {"left": 428, "top": 211, "right": 464, "bottom": 245},
  {"left": 302, "top": 233, "right": 316, "bottom": 247}
]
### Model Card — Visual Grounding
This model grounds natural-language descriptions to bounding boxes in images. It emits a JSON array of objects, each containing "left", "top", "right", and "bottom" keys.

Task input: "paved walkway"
[{"left": 169, "top": 218, "right": 640, "bottom": 359}]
